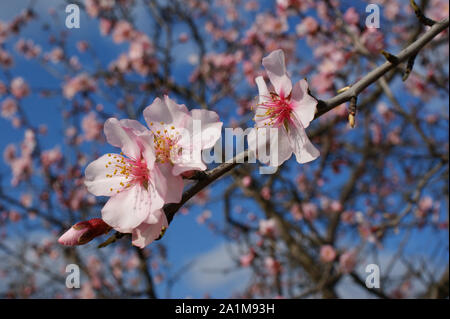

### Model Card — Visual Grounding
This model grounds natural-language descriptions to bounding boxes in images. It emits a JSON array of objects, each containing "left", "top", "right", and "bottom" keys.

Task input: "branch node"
[
  {"left": 410, "top": 0, "right": 436, "bottom": 26},
  {"left": 402, "top": 53, "right": 417, "bottom": 81},
  {"left": 337, "top": 86, "right": 351, "bottom": 94},
  {"left": 348, "top": 96, "right": 357, "bottom": 128},
  {"left": 381, "top": 50, "right": 400, "bottom": 64}
]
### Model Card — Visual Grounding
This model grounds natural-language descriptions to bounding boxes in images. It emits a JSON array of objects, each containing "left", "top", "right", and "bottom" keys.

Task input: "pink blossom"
[
  {"left": 361, "top": 28, "right": 385, "bottom": 54},
  {"left": 11, "top": 77, "right": 30, "bottom": 99},
  {"left": 418, "top": 196, "right": 433, "bottom": 212},
  {"left": 112, "top": 20, "right": 134, "bottom": 44},
  {"left": 9, "top": 210, "right": 21, "bottom": 222},
  {"left": 63, "top": 73, "right": 96, "bottom": 99},
  {"left": 79, "top": 282, "right": 95, "bottom": 299},
  {"left": 240, "top": 249, "right": 255, "bottom": 267},
  {"left": 49, "top": 47, "right": 64, "bottom": 63},
  {"left": 85, "top": 0, "right": 114, "bottom": 18},
  {"left": 385, "top": 2, "right": 400, "bottom": 21},
  {"left": 261, "top": 186, "right": 271, "bottom": 200},
  {"left": 77, "top": 41, "right": 89, "bottom": 52},
  {"left": 99, "top": 18, "right": 113, "bottom": 35},
  {"left": 311, "top": 72, "right": 334, "bottom": 94},
  {"left": 330, "top": 200, "right": 343, "bottom": 213},
  {"left": 84, "top": 117, "right": 183, "bottom": 247},
  {"left": 9, "top": 154, "right": 33, "bottom": 186},
  {"left": 320, "top": 245, "right": 336, "bottom": 262},
  {"left": 250, "top": 49, "right": 320, "bottom": 166},
  {"left": 242, "top": 176, "right": 252, "bottom": 187},
  {"left": 15, "top": 39, "right": 41, "bottom": 59},
  {"left": 302, "top": 202, "right": 318, "bottom": 221},
  {"left": 178, "top": 33, "right": 189, "bottom": 43},
  {"left": 58, "top": 218, "right": 111, "bottom": 246},
  {"left": 339, "top": 250, "right": 357, "bottom": 273},
  {"left": 259, "top": 218, "right": 278, "bottom": 237},
  {"left": 1, "top": 98, "right": 18, "bottom": 118},
  {"left": 264, "top": 257, "right": 282, "bottom": 275},
  {"left": 142, "top": 95, "right": 223, "bottom": 176},
  {"left": 290, "top": 203, "right": 302, "bottom": 220},
  {"left": 20, "top": 193, "right": 32, "bottom": 208},
  {"left": 82, "top": 112, "right": 102, "bottom": 141},
  {"left": 0, "top": 49, "right": 13, "bottom": 68},
  {"left": 343, "top": 7, "right": 359, "bottom": 25},
  {"left": 3, "top": 144, "right": 16, "bottom": 163},
  {"left": 296, "top": 17, "right": 319, "bottom": 37}
]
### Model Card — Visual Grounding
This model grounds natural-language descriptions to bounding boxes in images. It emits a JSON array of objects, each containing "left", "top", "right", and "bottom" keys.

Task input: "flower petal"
[
  {"left": 291, "top": 79, "right": 317, "bottom": 129},
  {"left": 249, "top": 127, "right": 293, "bottom": 166},
  {"left": 152, "top": 163, "right": 184, "bottom": 204},
  {"left": 120, "top": 119, "right": 148, "bottom": 135},
  {"left": 84, "top": 153, "right": 128, "bottom": 196},
  {"left": 287, "top": 115, "right": 320, "bottom": 164},
  {"left": 262, "top": 49, "right": 292, "bottom": 97},
  {"left": 190, "top": 109, "right": 223, "bottom": 149},
  {"left": 255, "top": 76, "right": 270, "bottom": 104},
  {"left": 132, "top": 210, "right": 168, "bottom": 248},
  {"left": 143, "top": 96, "right": 190, "bottom": 130},
  {"left": 101, "top": 184, "right": 151, "bottom": 233},
  {"left": 172, "top": 161, "right": 207, "bottom": 176},
  {"left": 104, "top": 118, "right": 141, "bottom": 159}
]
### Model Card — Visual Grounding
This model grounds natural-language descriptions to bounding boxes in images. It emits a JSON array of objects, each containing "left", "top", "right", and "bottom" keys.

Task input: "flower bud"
[{"left": 58, "top": 218, "right": 111, "bottom": 246}]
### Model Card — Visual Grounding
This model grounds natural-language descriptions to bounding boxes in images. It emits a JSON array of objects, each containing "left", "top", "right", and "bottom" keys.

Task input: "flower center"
[
  {"left": 104, "top": 153, "right": 150, "bottom": 192},
  {"left": 149, "top": 122, "right": 182, "bottom": 164},
  {"left": 256, "top": 92, "right": 294, "bottom": 129}
]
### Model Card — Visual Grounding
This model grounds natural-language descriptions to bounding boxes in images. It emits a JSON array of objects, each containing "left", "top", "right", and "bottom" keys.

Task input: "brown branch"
[{"left": 315, "top": 17, "right": 449, "bottom": 118}]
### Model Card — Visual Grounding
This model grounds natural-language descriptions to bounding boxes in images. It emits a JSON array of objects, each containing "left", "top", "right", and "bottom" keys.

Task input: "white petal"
[
  {"left": 287, "top": 115, "right": 320, "bottom": 164},
  {"left": 101, "top": 184, "right": 151, "bottom": 233},
  {"left": 262, "top": 49, "right": 292, "bottom": 96},
  {"left": 291, "top": 79, "right": 317, "bottom": 129},
  {"left": 143, "top": 96, "right": 190, "bottom": 129},
  {"left": 84, "top": 154, "right": 128, "bottom": 196},
  {"left": 132, "top": 210, "right": 168, "bottom": 248},
  {"left": 190, "top": 109, "right": 223, "bottom": 149},
  {"left": 152, "top": 163, "right": 184, "bottom": 204},
  {"left": 104, "top": 118, "right": 141, "bottom": 159}
]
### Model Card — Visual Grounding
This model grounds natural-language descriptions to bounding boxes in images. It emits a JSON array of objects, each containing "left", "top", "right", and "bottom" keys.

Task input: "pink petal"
[
  {"left": 104, "top": 118, "right": 141, "bottom": 159},
  {"left": 190, "top": 109, "right": 223, "bottom": 149},
  {"left": 262, "top": 49, "right": 292, "bottom": 96},
  {"left": 291, "top": 79, "right": 317, "bottom": 129},
  {"left": 132, "top": 210, "right": 168, "bottom": 248},
  {"left": 101, "top": 184, "right": 151, "bottom": 233},
  {"left": 58, "top": 227, "right": 85, "bottom": 246},
  {"left": 152, "top": 163, "right": 184, "bottom": 204},
  {"left": 120, "top": 119, "right": 148, "bottom": 135},
  {"left": 249, "top": 127, "right": 293, "bottom": 166},
  {"left": 84, "top": 153, "right": 128, "bottom": 196},
  {"left": 172, "top": 161, "right": 207, "bottom": 176},
  {"left": 255, "top": 76, "right": 270, "bottom": 105},
  {"left": 143, "top": 96, "right": 190, "bottom": 130},
  {"left": 287, "top": 116, "right": 320, "bottom": 164}
]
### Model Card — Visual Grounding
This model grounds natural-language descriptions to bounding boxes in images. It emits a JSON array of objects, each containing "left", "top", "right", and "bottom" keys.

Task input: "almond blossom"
[
  {"left": 142, "top": 95, "right": 223, "bottom": 176},
  {"left": 84, "top": 117, "right": 184, "bottom": 247},
  {"left": 250, "top": 49, "right": 320, "bottom": 166}
]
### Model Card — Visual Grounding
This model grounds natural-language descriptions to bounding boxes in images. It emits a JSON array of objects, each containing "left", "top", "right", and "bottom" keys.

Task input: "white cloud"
[{"left": 184, "top": 242, "right": 251, "bottom": 292}]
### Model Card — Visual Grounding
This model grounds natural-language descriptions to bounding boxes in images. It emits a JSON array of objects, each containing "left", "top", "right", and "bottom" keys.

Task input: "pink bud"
[
  {"left": 58, "top": 218, "right": 111, "bottom": 246},
  {"left": 242, "top": 176, "right": 252, "bottom": 187},
  {"left": 320, "top": 245, "right": 337, "bottom": 263}
]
